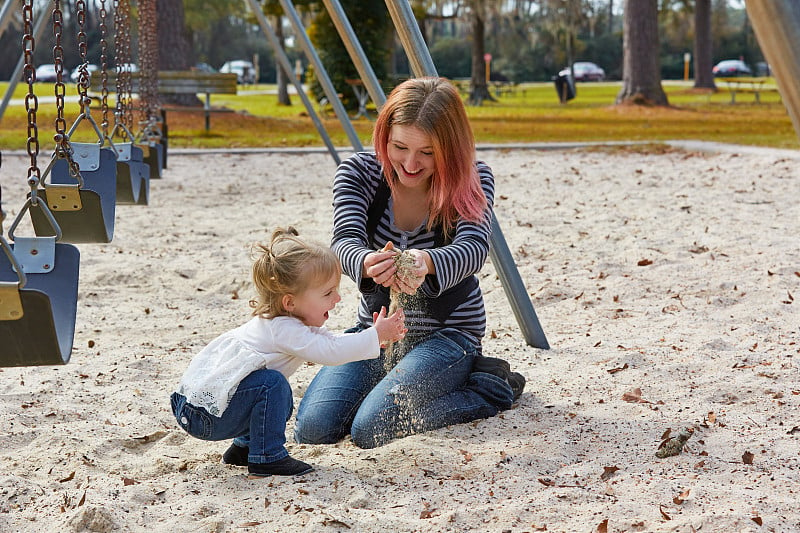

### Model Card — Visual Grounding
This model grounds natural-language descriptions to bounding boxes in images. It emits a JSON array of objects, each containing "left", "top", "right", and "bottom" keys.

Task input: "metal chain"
[
  {"left": 75, "top": 0, "right": 90, "bottom": 114},
  {"left": 52, "top": 0, "right": 83, "bottom": 185},
  {"left": 99, "top": 0, "right": 110, "bottom": 136},
  {"left": 137, "top": 0, "right": 160, "bottom": 126},
  {"left": 113, "top": 0, "right": 134, "bottom": 134},
  {"left": 22, "top": 0, "right": 40, "bottom": 202},
  {"left": 52, "top": 0, "right": 67, "bottom": 138}
]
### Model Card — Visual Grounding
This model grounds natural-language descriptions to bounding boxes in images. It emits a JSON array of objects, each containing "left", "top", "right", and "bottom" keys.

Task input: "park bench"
[
  {"left": 716, "top": 76, "right": 780, "bottom": 104},
  {"left": 92, "top": 70, "right": 238, "bottom": 130}
]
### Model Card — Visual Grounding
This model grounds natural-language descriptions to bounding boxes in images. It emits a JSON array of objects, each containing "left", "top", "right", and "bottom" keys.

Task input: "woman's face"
[{"left": 387, "top": 124, "right": 435, "bottom": 191}]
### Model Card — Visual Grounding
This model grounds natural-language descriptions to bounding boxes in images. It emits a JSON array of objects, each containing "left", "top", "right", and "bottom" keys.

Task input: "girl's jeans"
[
  {"left": 170, "top": 368, "right": 293, "bottom": 464},
  {"left": 294, "top": 327, "right": 513, "bottom": 449}
]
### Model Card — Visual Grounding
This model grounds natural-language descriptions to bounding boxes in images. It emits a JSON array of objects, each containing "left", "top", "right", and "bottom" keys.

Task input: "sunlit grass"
[{"left": 0, "top": 79, "right": 795, "bottom": 151}]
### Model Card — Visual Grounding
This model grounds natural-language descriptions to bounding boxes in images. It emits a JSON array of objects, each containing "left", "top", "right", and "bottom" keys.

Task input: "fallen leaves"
[
  {"left": 742, "top": 451, "right": 755, "bottom": 464},
  {"left": 622, "top": 388, "right": 651, "bottom": 404}
]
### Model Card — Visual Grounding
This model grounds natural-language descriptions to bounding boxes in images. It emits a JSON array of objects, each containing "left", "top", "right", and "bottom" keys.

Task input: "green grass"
[{"left": 0, "top": 79, "right": 796, "bottom": 151}]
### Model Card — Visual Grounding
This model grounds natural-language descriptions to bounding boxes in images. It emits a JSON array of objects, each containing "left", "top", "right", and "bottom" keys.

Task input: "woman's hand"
[
  {"left": 392, "top": 249, "right": 430, "bottom": 295},
  {"left": 362, "top": 243, "right": 398, "bottom": 287}
]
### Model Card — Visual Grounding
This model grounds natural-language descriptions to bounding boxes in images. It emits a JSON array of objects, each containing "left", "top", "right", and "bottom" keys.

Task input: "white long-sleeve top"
[{"left": 175, "top": 315, "right": 380, "bottom": 417}]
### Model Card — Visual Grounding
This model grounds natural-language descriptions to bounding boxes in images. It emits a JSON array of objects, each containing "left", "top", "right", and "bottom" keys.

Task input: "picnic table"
[
  {"left": 716, "top": 76, "right": 779, "bottom": 104},
  {"left": 345, "top": 78, "right": 373, "bottom": 120}
]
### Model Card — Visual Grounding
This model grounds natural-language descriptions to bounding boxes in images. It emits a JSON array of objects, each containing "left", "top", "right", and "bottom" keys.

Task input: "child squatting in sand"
[{"left": 170, "top": 227, "right": 407, "bottom": 477}]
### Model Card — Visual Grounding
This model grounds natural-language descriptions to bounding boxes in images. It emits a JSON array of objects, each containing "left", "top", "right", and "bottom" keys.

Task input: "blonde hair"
[
  {"left": 373, "top": 77, "right": 488, "bottom": 237},
  {"left": 250, "top": 227, "right": 341, "bottom": 318}
]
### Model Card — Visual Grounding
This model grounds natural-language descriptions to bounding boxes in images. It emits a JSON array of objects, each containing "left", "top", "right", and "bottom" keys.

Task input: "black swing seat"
[
  {"left": 31, "top": 143, "right": 117, "bottom": 243},
  {"left": 0, "top": 237, "right": 80, "bottom": 367},
  {"left": 115, "top": 142, "right": 150, "bottom": 205},
  {"left": 142, "top": 141, "right": 164, "bottom": 180}
]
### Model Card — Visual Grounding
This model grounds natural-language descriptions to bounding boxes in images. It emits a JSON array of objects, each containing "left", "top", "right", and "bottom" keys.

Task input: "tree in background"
[
  {"left": 306, "top": 0, "right": 390, "bottom": 111},
  {"left": 693, "top": 0, "right": 716, "bottom": 89},
  {"left": 616, "top": 0, "right": 668, "bottom": 105}
]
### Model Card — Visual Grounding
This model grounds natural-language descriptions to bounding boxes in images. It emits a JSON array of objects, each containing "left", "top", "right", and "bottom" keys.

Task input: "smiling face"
[
  {"left": 284, "top": 271, "right": 342, "bottom": 328},
  {"left": 386, "top": 124, "right": 435, "bottom": 191}
]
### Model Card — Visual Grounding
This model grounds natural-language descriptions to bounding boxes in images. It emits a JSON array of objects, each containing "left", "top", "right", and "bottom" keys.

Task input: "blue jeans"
[
  {"left": 294, "top": 327, "right": 513, "bottom": 449},
  {"left": 170, "top": 368, "right": 293, "bottom": 464}
]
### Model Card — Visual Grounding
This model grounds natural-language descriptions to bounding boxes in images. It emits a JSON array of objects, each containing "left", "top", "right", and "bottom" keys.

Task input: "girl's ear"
[{"left": 282, "top": 294, "right": 294, "bottom": 313}]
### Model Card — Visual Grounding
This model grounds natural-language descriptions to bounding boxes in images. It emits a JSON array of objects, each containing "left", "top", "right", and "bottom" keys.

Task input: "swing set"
[
  {"left": 0, "top": 0, "right": 164, "bottom": 366},
  {"left": 3, "top": 0, "right": 797, "bottom": 368}
]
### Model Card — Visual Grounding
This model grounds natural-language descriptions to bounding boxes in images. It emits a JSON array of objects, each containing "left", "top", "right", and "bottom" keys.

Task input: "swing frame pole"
[
  {"left": 276, "top": 0, "right": 364, "bottom": 152},
  {"left": 384, "top": 0, "right": 549, "bottom": 349},
  {"left": 244, "top": 0, "right": 342, "bottom": 164},
  {"left": 0, "top": 4, "right": 48, "bottom": 124},
  {"left": 321, "top": 0, "right": 386, "bottom": 109}
]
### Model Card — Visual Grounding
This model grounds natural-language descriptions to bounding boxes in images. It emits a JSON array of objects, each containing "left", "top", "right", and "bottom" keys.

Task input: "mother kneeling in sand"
[{"left": 294, "top": 77, "right": 525, "bottom": 449}]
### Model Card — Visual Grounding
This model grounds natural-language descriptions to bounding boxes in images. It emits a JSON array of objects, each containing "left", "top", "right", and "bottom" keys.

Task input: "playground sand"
[{"left": 0, "top": 146, "right": 798, "bottom": 532}]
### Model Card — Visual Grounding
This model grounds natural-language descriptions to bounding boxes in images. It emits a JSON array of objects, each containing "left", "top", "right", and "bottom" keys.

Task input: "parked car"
[
  {"left": 193, "top": 62, "right": 217, "bottom": 74},
  {"left": 220, "top": 60, "right": 256, "bottom": 84},
  {"left": 34, "top": 63, "right": 58, "bottom": 82},
  {"left": 559, "top": 61, "right": 606, "bottom": 82},
  {"left": 70, "top": 64, "right": 100, "bottom": 83},
  {"left": 712, "top": 59, "right": 752, "bottom": 77}
]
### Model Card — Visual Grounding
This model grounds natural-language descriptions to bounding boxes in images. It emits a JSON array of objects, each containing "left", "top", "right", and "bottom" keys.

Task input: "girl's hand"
[
  {"left": 373, "top": 306, "right": 407, "bottom": 345},
  {"left": 363, "top": 242, "right": 398, "bottom": 287}
]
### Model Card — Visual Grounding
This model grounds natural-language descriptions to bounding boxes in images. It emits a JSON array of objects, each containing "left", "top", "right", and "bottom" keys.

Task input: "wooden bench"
[
  {"left": 716, "top": 76, "right": 780, "bottom": 104},
  {"left": 92, "top": 70, "right": 238, "bottom": 130}
]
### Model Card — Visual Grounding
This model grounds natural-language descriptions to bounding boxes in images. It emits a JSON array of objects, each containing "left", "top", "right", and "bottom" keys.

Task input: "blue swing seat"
[
  {"left": 0, "top": 235, "right": 80, "bottom": 367},
  {"left": 31, "top": 144, "right": 117, "bottom": 243},
  {"left": 115, "top": 143, "right": 150, "bottom": 205}
]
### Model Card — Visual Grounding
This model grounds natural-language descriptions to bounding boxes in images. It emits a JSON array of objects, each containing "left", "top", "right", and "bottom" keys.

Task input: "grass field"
[{"left": 0, "top": 79, "right": 796, "bottom": 151}]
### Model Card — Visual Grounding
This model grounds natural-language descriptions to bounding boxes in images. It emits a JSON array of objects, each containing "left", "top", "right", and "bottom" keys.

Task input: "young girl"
[{"left": 170, "top": 227, "right": 406, "bottom": 477}]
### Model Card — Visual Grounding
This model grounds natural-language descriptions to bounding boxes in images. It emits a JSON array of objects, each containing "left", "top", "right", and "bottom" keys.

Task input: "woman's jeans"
[
  {"left": 294, "top": 327, "right": 514, "bottom": 449},
  {"left": 170, "top": 368, "right": 293, "bottom": 464}
]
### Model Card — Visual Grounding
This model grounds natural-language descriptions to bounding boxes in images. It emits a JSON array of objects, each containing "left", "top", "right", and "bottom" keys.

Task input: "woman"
[{"left": 294, "top": 78, "right": 524, "bottom": 449}]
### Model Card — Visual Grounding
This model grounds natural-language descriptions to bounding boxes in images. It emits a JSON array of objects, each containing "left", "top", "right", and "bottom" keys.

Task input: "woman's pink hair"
[{"left": 373, "top": 77, "right": 487, "bottom": 237}]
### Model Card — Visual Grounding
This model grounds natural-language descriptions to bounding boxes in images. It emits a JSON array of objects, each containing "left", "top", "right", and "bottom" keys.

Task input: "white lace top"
[{"left": 175, "top": 315, "right": 379, "bottom": 416}]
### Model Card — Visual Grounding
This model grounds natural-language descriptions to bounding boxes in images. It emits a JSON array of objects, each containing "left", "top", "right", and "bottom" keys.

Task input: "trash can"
[{"left": 553, "top": 72, "right": 576, "bottom": 103}]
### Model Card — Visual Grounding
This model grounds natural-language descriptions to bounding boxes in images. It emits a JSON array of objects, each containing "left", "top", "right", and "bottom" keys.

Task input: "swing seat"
[
  {"left": 32, "top": 144, "right": 117, "bottom": 243},
  {"left": 0, "top": 239, "right": 80, "bottom": 367},
  {"left": 143, "top": 141, "right": 164, "bottom": 180},
  {"left": 115, "top": 143, "right": 149, "bottom": 205}
]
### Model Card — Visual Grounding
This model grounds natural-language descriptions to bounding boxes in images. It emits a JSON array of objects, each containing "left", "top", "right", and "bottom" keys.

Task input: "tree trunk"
[
  {"left": 468, "top": 1, "right": 495, "bottom": 106},
  {"left": 157, "top": 0, "right": 199, "bottom": 106},
  {"left": 615, "top": 0, "right": 668, "bottom": 106},
  {"left": 274, "top": 15, "right": 291, "bottom": 106},
  {"left": 693, "top": 0, "right": 716, "bottom": 89}
]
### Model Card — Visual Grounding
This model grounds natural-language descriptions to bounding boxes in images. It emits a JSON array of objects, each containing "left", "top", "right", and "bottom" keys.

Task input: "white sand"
[{"left": 0, "top": 145, "right": 798, "bottom": 532}]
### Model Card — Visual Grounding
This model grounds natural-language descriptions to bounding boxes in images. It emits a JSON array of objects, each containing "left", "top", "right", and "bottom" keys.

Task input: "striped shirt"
[{"left": 331, "top": 152, "right": 495, "bottom": 347}]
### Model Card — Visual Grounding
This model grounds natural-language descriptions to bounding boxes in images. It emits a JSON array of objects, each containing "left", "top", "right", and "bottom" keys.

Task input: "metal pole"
[
  {"left": 0, "top": 0, "right": 16, "bottom": 40},
  {"left": 746, "top": 1, "right": 800, "bottom": 144},
  {"left": 0, "top": 5, "right": 48, "bottom": 124},
  {"left": 321, "top": 0, "right": 386, "bottom": 109},
  {"left": 245, "top": 0, "right": 341, "bottom": 164},
  {"left": 277, "top": 0, "right": 364, "bottom": 151},
  {"left": 384, "top": 0, "right": 549, "bottom": 349}
]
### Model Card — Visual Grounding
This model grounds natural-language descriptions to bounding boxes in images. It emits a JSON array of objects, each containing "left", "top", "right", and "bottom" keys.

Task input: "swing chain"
[
  {"left": 52, "top": 0, "right": 68, "bottom": 138},
  {"left": 75, "top": 0, "right": 92, "bottom": 114},
  {"left": 99, "top": 0, "right": 110, "bottom": 137},
  {"left": 22, "top": 0, "right": 41, "bottom": 205},
  {"left": 138, "top": 0, "right": 160, "bottom": 126}
]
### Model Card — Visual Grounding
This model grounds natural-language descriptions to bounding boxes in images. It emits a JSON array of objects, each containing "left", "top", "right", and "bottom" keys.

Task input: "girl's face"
[
  {"left": 286, "top": 272, "right": 342, "bottom": 328},
  {"left": 387, "top": 124, "right": 435, "bottom": 191}
]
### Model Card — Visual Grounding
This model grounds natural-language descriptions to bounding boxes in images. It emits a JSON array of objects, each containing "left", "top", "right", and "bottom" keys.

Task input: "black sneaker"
[
  {"left": 221, "top": 443, "right": 249, "bottom": 467},
  {"left": 508, "top": 372, "right": 526, "bottom": 401},
  {"left": 248, "top": 456, "right": 314, "bottom": 477}
]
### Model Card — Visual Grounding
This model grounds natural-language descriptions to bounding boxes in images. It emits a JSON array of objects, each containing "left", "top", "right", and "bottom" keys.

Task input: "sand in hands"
[{"left": 382, "top": 241, "right": 421, "bottom": 371}]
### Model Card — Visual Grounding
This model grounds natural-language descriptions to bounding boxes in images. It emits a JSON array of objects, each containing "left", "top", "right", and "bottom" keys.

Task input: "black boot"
[
  {"left": 222, "top": 443, "right": 249, "bottom": 466},
  {"left": 248, "top": 456, "right": 314, "bottom": 477},
  {"left": 473, "top": 355, "right": 526, "bottom": 402}
]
